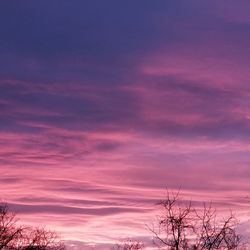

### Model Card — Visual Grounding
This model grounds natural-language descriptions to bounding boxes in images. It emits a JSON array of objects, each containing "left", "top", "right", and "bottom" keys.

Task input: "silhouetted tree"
[
  {"left": 113, "top": 239, "right": 143, "bottom": 250},
  {"left": 0, "top": 204, "right": 23, "bottom": 249},
  {"left": 0, "top": 204, "right": 65, "bottom": 250},
  {"left": 150, "top": 191, "right": 244, "bottom": 250}
]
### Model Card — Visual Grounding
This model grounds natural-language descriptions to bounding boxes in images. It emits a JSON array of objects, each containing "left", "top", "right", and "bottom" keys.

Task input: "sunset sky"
[{"left": 1, "top": 1, "right": 250, "bottom": 249}]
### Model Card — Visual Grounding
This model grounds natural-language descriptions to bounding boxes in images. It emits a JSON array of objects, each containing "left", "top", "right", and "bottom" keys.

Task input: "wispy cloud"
[{"left": 1, "top": 1, "right": 250, "bottom": 249}]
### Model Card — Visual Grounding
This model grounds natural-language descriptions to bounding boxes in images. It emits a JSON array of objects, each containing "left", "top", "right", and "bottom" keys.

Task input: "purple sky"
[{"left": 1, "top": 1, "right": 250, "bottom": 249}]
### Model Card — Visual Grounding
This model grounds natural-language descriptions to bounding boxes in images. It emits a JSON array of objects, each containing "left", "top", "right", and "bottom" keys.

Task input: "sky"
[{"left": 1, "top": 1, "right": 250, "bottom": 249}]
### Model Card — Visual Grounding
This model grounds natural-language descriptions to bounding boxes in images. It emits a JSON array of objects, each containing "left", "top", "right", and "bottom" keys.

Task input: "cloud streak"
[{"left": 1, "top": 1, "right": 250, "bottom": 249}]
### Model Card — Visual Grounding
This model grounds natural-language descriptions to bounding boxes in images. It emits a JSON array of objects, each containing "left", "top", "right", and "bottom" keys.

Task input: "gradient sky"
[{"left": 1, "top": 1, "right": 250, "bottom": 249}]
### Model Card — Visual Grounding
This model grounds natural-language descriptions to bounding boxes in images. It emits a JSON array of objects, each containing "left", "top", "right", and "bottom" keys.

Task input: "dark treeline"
[
  {"left": 0, "top": 192, "right": 246, "bottom": 250},
  {"left": 0, "top": 204, "right": 64, "bottom": 250}
]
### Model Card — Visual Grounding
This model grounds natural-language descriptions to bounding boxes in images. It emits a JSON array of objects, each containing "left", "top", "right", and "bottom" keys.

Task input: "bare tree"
[
  {"left": 113, "top": 239, "right": 144, "bottom": 250},
  {"left": 150, "top": 191, "right": 243, "bottom": 250},
  {"left": 193, "top": 203, "right": 241, "bottom": 250},
  {"left": 12, "top": 227, "right": 65, "bottom": 250},
  {"left": 0, "top": 204, "right": 65, "bottom": 250},
  {"left": 0, "top": 204, "right": 23, "bottom": 249}
]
